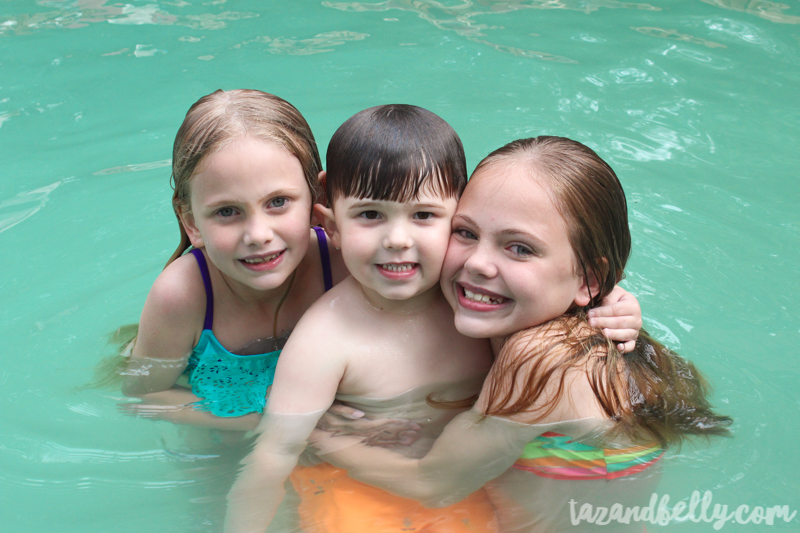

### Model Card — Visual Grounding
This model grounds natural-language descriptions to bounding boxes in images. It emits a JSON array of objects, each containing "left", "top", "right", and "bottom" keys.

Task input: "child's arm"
[
  {"left": 119, "top": 389, "right": 262, "bottom": 431},
  {"left": 589, "top": 285, "right": 642, "bottom": 353},
  {"left": 224, "top": 309, "right": 346, "bottom": 533},
  {"left": 315, "top": 404, "right": 422, "bottom": 448},
  {"left": 122, "top": 257, "right": 206, "bottom": 396},
  {"left": 308, "top": 329, "right": 598, "bottom": 506},
  {"left": 310, "top": 407, "right": 537, "bottom": 507}
]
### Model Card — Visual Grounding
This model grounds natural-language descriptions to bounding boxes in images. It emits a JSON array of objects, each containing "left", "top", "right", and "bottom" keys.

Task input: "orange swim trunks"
[{"left": 290, "top": 463, "right": 498, "bottom": 533}]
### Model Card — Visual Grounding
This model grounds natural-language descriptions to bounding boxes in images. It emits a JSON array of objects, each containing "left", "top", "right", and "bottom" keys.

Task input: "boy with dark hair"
[{"left": 225, "top": 104, "right": 498, "bottom": 533}]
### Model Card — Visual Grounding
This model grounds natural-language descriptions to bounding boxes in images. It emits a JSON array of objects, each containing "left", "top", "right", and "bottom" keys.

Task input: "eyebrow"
[
  {"left": 347, "top": 200, "right": 450, "bottom": 210},
  {"left": 455, "top": 214, "right": 547, "bottom": 248},
  {"left": 499, "top": 228, "right": 547, "bottom": 250},
  {"left": 453, "top": 214, "right": 478, "bottom": 227},
  {"left": 347, "top": 200, "right": 381, "bottom": 209},
  {"left": 203, "top": 188, "right": 302, "bottom": 209}
]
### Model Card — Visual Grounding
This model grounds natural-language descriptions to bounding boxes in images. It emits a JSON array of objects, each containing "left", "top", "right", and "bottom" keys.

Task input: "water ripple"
[
  {"left": 233, "top": 31, "right": 369, "bottom": 55},
  {"left": 633, "top": 26, "right": 727, "bottom": 48},
  {"left": 93, "top": 159, "right": 171, "bottom": 176},
  {"left": 1, "top": 438, "right": 219, "bottom": 465},
  {"left": 0, "top": 2, "right": 258, "bottom": 35},
  {"left": 323, "top": 0, "right": 662, "bottom": 62},
  {"left": 0, "top": 181, "right": 61, "bottom": 234},
  {"left": 700, "top": 0, "right": 800, "bottom": 25}
]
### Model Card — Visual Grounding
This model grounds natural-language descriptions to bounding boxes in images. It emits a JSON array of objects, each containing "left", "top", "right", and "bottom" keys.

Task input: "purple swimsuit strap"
[
  {"left": 189, "top": 229, "right": 330, "bottom": 333},
  {"left": 190, "top": 249, "right": 214, "bottom": 331},
  {"left": 314, "top": 226, "right": 333, "bottom": 292}
]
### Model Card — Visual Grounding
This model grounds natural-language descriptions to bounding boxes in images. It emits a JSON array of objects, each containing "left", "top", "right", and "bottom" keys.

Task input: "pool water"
[{"left": 1, "top": 1, "right": 799, "bottom": 531}]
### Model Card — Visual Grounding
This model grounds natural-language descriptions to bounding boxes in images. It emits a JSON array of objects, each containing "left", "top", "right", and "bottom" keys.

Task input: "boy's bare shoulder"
[
  {"left": 282, "top": 278, "right": 363, "bottom": 358},
  {"left": 296, "top": 277, "right": 364, "bottom": 327}
]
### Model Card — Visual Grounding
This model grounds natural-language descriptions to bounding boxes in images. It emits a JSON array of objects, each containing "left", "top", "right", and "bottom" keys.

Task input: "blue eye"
[
  {"left": 217, "top": 207, "right": 236, "bottom": 218},
  {"left": 509, "top": 244, "right": 535, "bottom": 257},
  {"left": 454, "top": 228, "right": 477, "bottom": 240},
  {"left": 270, "top": 197, "right": 287, "bottom": 208}
]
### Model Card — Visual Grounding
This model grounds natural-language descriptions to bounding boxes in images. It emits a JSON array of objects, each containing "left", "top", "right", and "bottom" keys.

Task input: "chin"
[{"left": 453, "top": 315, "right": 500, "bottom": 340}]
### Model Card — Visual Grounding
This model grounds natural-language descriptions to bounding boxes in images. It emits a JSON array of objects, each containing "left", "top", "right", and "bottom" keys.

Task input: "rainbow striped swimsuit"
[{"left": 513, "top": 432, "right": 663, "bottom": 480}]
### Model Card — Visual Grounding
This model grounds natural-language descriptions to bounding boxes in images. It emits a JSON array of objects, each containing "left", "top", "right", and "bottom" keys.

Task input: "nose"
[
  {"left": 243, "top": 212, "right": 274, "bottom": 247},
  {"left": 462, "top": 242, "right": 498, "bottom": 279},
  {"left": 383, "top": 221, "right": 413, "bottom": 250}
]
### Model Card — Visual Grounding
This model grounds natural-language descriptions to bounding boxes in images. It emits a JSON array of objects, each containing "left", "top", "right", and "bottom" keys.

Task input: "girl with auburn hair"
[{"left": 310, "top": 136, "right": 732, "bottom": 532}]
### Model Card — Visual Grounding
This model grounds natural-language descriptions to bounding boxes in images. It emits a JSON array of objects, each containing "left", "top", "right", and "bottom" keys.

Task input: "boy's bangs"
[
  {"left": 340, "top": 156, "right": 459, "bottom": 203},
  {"left": 325, "top": 104, "right": 467, "bottom": 205}
]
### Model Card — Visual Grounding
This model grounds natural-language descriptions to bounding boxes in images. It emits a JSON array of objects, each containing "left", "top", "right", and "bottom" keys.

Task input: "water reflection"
[
  {"left": 0, "top": 0, "right": 258, "bottom": 35},
  {"left": 232, "top": 31, "right": 370, "bottom": 55},
  {"left": 0, "top": 181, "right": 61, "bottom": 234},
  {"left": 700, "top": 0, "right": 800, "bottom": 24},
  {"left": 633, "top": 26, "right": 727, "bottom": 48},
  {"left": 324, "top": 0, "right": 662, "bottom": 62}
]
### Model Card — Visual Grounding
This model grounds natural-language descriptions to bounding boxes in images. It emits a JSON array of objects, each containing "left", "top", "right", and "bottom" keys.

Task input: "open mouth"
[
  {"left": 457, "top": 283, "right": 509, "bottom": 309},
  {"left": 378, "top": 262, "right": 419, "bottom": 278},
  {"left": 380, "top": 263, "right": 416, "bottom": 272},
  {"left": 240, "top": 250, "right": 284, "bottom": 269}
]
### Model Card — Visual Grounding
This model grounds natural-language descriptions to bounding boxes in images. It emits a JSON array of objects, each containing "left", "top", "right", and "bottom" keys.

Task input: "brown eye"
[{"left": 360, "top": 211, "right": 380, "bottom": 220}]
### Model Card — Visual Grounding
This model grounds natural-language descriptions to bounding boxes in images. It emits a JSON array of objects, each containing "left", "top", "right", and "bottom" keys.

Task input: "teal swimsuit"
[{"left": 185, "top": 227, "right": 333, "bottom": 417}]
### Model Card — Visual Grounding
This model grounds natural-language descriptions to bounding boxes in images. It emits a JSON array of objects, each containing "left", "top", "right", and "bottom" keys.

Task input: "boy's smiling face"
[{"left": 319, "top": 182, "right": 457, "bottom": 310}]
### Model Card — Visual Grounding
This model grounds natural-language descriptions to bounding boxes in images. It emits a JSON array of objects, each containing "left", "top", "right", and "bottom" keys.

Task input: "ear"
[
  {"left": 177, "top": 205, "right": 204, "bottom": 249},
  {"left": 316, "top": 170, "right": 329, "bottom": 208},
  {"left": 313, "top": 203, "right": 340, "bottom": 250},
  {"left": 573, "top": 260, "right": 603, "bottom": 307},
  {"left": 309, "top": 205, "right": 322, "bottom": 227}
]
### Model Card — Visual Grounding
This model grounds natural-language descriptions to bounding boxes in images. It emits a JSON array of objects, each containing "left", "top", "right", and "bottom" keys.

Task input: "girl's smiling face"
[
  {"left": 441, "top": 161, "right": 591, "bottom": 340},
  {"left": 181, "top": 136, "right": 314, "bottom": 293}
]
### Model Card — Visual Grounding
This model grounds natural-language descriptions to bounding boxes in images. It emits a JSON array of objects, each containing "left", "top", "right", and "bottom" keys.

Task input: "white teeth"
[
  {"left": 243, "top": 252, "right": 280, "bottom": 264},
  {"left": 463, "top": 287, "right": 504, "bottom": 305},
  {"left": 382, "top": 263, "right": 415, "bottom": 272}
]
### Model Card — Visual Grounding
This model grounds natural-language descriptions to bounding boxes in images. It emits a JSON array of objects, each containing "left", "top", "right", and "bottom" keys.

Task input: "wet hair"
[
  {"left": 167, "top": 89, "right": 323, "bottom": 266},
  {"left": 324, "top": 104, "right": 467, "bottom": 204},
  {"left": 476, "top": 137, "right": 731, "bottom": 447}
]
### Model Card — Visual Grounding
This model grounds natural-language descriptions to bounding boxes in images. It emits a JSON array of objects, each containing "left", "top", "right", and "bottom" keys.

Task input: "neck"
[
  {"left": 489, "top": 337, "right": 506, "bottom": 358},
  {"left": 215, "top": 267, "right": 297, "bottom": 311},
  {"left": 356, "top": 282, "right": 443, "bottom": 316}
]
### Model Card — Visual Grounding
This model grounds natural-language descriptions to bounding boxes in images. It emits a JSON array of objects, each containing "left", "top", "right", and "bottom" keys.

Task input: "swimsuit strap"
[
  {"left": 314, "top": 226, "right": 333, "bottom": 292},
  {"left": 190, "top": 249, "right": 214, "bottom": 331}
]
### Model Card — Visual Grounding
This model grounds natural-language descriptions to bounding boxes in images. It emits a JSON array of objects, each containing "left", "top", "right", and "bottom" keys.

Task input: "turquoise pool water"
[{"left": 1, "top": 1, "right": 798, "bottom": 531}]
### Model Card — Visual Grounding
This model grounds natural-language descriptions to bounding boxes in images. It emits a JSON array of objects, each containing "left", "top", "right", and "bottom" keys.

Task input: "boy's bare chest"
[{"left": 336, "top": 322, "right": 491, "bottom": 399}]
